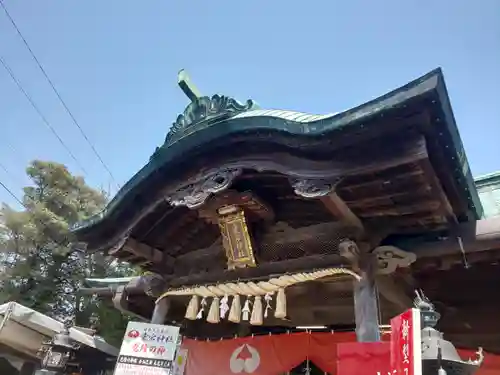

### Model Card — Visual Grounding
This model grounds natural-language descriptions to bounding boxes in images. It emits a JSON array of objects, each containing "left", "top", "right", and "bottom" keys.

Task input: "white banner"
[{"left": 114, "top": 321, "right": 180, "bottom": 375}]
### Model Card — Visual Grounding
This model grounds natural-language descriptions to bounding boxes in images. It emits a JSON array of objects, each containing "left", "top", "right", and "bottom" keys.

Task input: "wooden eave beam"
[
  {"left": 127, "top": 238, "right": 172, "bottom": 264},
  {"left": 317, "top": 135, "right": 430, "bottom": 237},
  {"left": 320, "top": 191, "right": 364, "bottom": 234},
  {"left": 339, "top": 169, "right": 425, "bottom": 192},
  {"left": 343, "top": 185, "right": 432, "bottom": 208},
  {"left": 167, "top": 253, "right": 345, "bottom": 287},
  {"left": 112, "top": 285, "right": 147, "bottom": 321},
  {"left": 358, "top": 199, "right": 442, "bottom": 218},
  {"left": 174, "top": 240, "right": 223, "bottom": 265},
  {"left": 189, "top": 133, "right": 429, "bottom": 186},
  {"left": 418, "top": 158, "right": 458, "bottom": 225},
  {"left": 109, "top": 238, "right": 176, "bottom": 272},
  {"left": 408, "top": 217, "right": 500, "bottom": 259}
]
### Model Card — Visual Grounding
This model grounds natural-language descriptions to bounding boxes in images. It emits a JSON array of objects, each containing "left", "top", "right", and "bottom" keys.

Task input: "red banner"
[
  {"left": 458, "top": 349, "right": 500, "bottom": 375},
  {"left": 337, "top": 342, "right": 391, "bottom": 375},
  {"left": 181, "top": 332, "right": 391, "bottom": 375},
  {"left": 390, "top": 309, "right": 422, "bottom": 375},
  {"left": 180, "top": 330, "right": 500, "bottom": 375},
  {"left": 183, "top": 332, "right": 307, "bottom": 375}
]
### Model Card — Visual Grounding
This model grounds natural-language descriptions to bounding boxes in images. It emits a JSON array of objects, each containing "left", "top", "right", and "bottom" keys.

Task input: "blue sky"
[{"left": 1, "top": 0, "right": 499, "bottom": 207}]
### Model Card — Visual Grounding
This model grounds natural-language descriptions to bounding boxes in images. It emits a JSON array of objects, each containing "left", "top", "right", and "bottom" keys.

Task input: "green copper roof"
[
  {"left": 475, "top": 172, "right": 500, "bottom": 218},
  {"left": 71, "top": 68, "right": 483, "bottom": 249}
]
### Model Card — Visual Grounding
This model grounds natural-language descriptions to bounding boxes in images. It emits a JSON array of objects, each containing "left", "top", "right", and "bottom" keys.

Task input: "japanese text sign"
[
  {"left": 114, "top": 321, "right": 180, "bottom": 375},
  {"left": 390, "top": 308, "right": 422, "bottom": 375}
]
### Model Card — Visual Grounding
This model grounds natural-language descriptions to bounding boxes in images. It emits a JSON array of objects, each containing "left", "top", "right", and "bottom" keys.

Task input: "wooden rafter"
[
  {"left": 358, "top": 199, "right": 442, "bottom": 218},
  {"left": 418, "top": 158, "right": 458, "bottom": 225},
  {"left": 408, "top": 217, "right": 500, "bottom": 259},
  {"left": 343, "top": 185, "right": 432, "bottom": 208},
  {"left": 317, "top": 135, "right": 431, "bottom": 236},
  {"left": 320, "top": 191, "right": 364, "bottom": 234},
  {"left": 112, "top": 238, "right": 175, "bottom": 270}
]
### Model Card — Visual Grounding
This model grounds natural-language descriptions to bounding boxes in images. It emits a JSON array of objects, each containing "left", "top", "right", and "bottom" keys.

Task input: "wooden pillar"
[
  {"left": 353, "top": 256, "right": 380, "bottom": 342},
  {"left": 339, "top": 239, "right": 380, "bottom": 342},
  {"left": 151, "top": 298, "right": 170, "bottom": 325}
]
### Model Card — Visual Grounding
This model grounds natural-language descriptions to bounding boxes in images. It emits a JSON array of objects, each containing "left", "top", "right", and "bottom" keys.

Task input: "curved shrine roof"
[{"left": 71, "top": 68, "right": 482, "bottom": 254}]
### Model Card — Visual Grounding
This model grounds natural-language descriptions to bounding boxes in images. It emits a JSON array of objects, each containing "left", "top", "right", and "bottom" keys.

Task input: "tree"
[{"left": 0, "top": 160, "right": 133, "bottom": 346}]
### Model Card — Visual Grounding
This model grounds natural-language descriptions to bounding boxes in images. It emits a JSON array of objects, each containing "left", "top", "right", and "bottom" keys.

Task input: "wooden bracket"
[
  {"left": 338, "top": 239, "right": 361, "bottom": 271},
  {"left": 320, "top": 191, "right": 364, "bottom": 235},
  {"left": 112, "top": 285, "right": 147, "bottom": 322}
]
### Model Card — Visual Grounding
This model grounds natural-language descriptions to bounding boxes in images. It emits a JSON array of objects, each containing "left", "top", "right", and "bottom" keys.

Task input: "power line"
[
  {"left": 0, "top": 137, "right": 29, "bottom": 181},
  {"left": 0, "top": 162, "right": 10, "bottom": 176},
  {"left": 0, "top": 0, "right": 120, "bottom": 190},
  {"left": 0, "top": 178, "right": 23, "bottom": 208},
  {"left": 0, "top": 55, "right": 89, "bottom": 176},
  {"left": 0, "top": 161, "right": 19, "bottom": 186}
]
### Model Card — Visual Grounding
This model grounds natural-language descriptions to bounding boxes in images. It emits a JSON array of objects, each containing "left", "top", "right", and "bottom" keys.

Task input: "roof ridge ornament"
[{"left": 160, "top": 70, "right": 257, "bottom": 148}]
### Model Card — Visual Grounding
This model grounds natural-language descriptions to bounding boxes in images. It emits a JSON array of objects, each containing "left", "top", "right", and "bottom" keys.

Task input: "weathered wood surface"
[
  {"left": 409, "top": 217, "right": 500, "bottom": 259},
  {"left": 168, "top": 253, "right": 345, "bottom": 287},
  {"left": 320, "top": 190, "right": 364, "bottom": 236},
  {"left": 112, "top": 285, "right": 147, "bottom": 322},
  {"left": 151, "top": 298, "right": 170, "bottom": 325},
  {"left": 352, "top": 254, "right": 381, "bottom": 342},
  {"left": 109, "top": 135, "right": 436, "bottom": 267},
  {"left": 110, "top": 214, "right": 500, "bottom": 284}
]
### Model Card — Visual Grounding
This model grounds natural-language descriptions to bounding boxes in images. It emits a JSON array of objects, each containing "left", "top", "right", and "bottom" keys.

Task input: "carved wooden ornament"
[{"left": 373, "top": 246, "right": 417, "bottom": 274}]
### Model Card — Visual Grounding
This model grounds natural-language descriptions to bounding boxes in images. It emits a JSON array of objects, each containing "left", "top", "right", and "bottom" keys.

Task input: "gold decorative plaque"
[{"left": 217, "top": 205, "right": 256, "bottom": 270}]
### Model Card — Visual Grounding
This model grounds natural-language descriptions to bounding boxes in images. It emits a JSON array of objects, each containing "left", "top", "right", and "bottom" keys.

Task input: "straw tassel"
[
  {"left": 185, "top": 295, "right": 199, "bottom": 320},
  {"left": 220, "top": 295, "right": 229, "bottom": 319},
  {"left": 206, "top": 297, "right": 220, "bottom": 324},
  {"left": 274, "top": 288, "right": 287, "bottom": 319},
  {"left": 228, "top": 295, "right": 241, "bottom": 323},
  {"left": 196, "top": 297, "right": 207, "bottom": 319},
  {"left": 250, "top": 295, "right": 263, "bottom": 326},
  {"left": 242, "top": 296, "right": 252, "bottom": 321},
  {"left": 264, "top": 293, "right": 273, "bottom": 318}
]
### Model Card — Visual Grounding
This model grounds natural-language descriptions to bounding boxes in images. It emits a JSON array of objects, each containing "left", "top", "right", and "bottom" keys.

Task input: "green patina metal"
[
  {"left": 71, "top": 68, "right": 483, "bottom": 237},
  {"left": 151, "top": 70, "right": 258, "bottom": 157},
  {"left": 152, "top": 94, "right": 258, "bottom": 157},
  {"left": 475, "top": 171, "right": 500, "bottom": 218}
]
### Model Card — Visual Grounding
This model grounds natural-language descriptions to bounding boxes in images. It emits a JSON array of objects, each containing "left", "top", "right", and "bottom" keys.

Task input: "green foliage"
[{"left": 0, "top": 160, "right": 133, "bottom": 347}]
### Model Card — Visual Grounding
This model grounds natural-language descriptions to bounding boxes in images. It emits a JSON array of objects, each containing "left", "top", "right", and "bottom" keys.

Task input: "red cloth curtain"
[
  {"left": 457, "top": 349, "right": 500, "bottom": 375},
  {"left": 336, "top": 342, "right": 391, "bottom": 375},
  {"left": 180, "top": 333, "right": 500, "bottom": 375},
  {"left": 181, "top": 332, "right": 389, "bottom": 375},
  {"left": 182, "top": 333, "right": 309, "bottom": 375}
]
